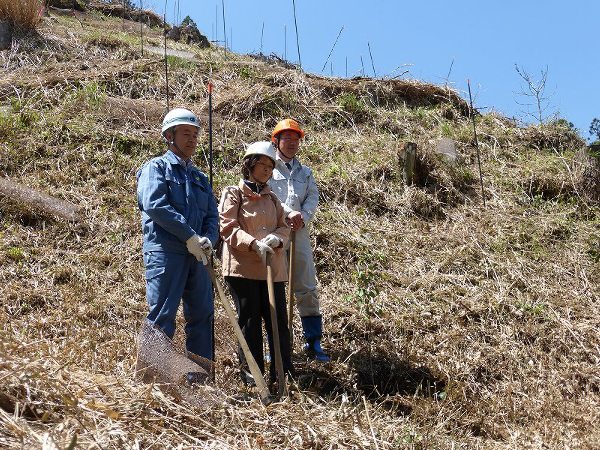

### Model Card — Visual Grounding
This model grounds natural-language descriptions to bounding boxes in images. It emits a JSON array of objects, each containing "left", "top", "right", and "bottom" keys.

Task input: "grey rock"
[
  {"left": 0, "top": 21, "right": 12, "bottom": 50},
  {"left": 435, "top": 138, "right": 458, "bottom": 161}
]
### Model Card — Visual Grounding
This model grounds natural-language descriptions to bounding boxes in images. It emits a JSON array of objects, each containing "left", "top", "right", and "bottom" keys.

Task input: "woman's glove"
[
  {"left": 252, "top": 239, "right": 274, "bottom": 265},
  {"left": 261, "top": 234, "right": 281, "bottom": 249},
  {"left": 186, "top": 235, "right": 212, "bottom": 265}
]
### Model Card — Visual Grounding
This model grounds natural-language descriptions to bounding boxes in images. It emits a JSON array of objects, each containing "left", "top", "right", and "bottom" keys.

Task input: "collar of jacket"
[
  {"left": 239, "top": 179, "right": 273, "bottom": 200},
  {"left": 275, "top": 153, "right": 301, "bottom": 171},
  {"left": 165, "top": 150, "right": 193, "bottom": 169}
]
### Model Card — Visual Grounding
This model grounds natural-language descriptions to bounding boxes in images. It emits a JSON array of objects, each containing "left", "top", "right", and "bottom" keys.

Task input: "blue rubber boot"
[{"left": 301, "top": 315, "right": 330, "bottom": 362}]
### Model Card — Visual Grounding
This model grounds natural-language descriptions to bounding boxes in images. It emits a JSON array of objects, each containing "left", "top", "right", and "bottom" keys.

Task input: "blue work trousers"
[{"left": 144, "top": 251, "right": 214, "bottom": 360}]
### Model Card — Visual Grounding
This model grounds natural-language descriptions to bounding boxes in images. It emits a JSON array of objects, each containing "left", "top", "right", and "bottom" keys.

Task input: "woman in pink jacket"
[{"left": 219, "top": 141, "right": 292, "bottom": 384}]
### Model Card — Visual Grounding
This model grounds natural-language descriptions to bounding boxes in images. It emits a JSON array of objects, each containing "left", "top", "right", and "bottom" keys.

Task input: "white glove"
[
  {"left": 198, "top": 236, "right": 212, "bottom": 251},
  {"left": 252, "top": 239, "right": 274, "bottom": 265},
  {"left": 261, "top": 234, "right": 281, "bottom": 249},
  {"left": 186, "top": 234, "right": 212, "bottom": 265}
]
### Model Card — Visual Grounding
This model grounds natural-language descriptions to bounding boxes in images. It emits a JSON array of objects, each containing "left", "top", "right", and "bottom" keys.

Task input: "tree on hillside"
[
  {"left": 590, "top": 118, "right": 600, "bottom": 144},
  {"left": 180, "top": 15, "right": 197, "bottom": 29},
  {"left": 515, "top": 64, "right": 552, "bottom": 126}
]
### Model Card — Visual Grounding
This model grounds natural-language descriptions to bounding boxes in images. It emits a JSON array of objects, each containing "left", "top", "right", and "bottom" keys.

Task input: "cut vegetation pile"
[{"left": 1, "top": 8, "right": 599, "bottom": 450}]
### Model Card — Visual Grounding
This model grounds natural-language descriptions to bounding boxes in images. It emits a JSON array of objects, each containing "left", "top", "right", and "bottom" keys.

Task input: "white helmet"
[
  {"left": 161, "top": 108, "right": 200, "bottom": 135},
  {"left": 244, "top": 141, "right": 276, "bottom": 164}
]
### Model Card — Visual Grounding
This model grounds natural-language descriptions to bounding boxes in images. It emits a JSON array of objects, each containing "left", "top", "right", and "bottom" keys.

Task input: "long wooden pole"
[
  {"left": 208, "top": 82, "right": 213, "bottom": 187},
  {"left": 206, "top": 263, "right": 271, "bottom": 404},
  {"left": 266, "top": 254, "right": 286, "bottom": 398},
  {"left": 287, "top": 230, "right": 296, "bottom": 350},
  {"left": 207, "top": 81, "right": 215, "bottom": 379}
]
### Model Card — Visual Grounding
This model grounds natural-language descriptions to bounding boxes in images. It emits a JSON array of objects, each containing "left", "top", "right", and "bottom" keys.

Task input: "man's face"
[
  {"left": 277, "top": 130, "right": 301, "bottom": 160},
  {"left": 167, "top": 124, "right": 199, "bottom": 160}
]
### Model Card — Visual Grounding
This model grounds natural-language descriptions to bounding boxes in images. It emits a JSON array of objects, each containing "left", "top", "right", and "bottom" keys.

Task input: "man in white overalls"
[{"left": 268, "top": 119, "right": 330, "bottom": 362}]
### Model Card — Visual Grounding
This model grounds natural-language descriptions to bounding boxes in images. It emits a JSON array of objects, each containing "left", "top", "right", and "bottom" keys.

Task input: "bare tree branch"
[{"left": 514, "top": 64, "right": 551, "bottom": 126}]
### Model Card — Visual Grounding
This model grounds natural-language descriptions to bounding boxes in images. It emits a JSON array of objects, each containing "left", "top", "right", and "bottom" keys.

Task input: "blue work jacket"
[{"left": 136, "top": 150, "right": 219, "bottom": 254}]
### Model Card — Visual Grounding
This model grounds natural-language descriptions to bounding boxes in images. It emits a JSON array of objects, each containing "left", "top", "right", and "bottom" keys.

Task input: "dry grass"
[
  {"left": 0, "top": 0, "right": 43, "bottom": 30},
  {"left": 0, "top": 7, "right": 599, "bottom": 450}
]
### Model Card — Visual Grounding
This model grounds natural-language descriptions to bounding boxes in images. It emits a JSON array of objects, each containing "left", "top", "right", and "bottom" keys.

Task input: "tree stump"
[
  {"left": 575, "top": 144, "right": 600, "bottom": 203},
  {"left": 397, "top": 142, "right": 417, "bottom": 185},
  {"left": 0, "top": 20, "right": 12, "bottom": 50}
]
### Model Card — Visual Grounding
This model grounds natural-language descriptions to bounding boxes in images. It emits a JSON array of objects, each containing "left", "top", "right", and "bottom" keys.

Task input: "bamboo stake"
[
  {"left": 221, "top": 0, "right": 227, "bottom": 51},
  {"left": 139, "top": 0, "right": 143, "bottom": 57},
  {"left": 321, "top": 26, "right": 343, "bottom": 73},
  {"left": 291, "top": 0, "right": 301, "bottom": 69},
  {"left": 467, "top": 79, "right": 486, "bottom": 207},
  {"left": 163, "top": 1, "right": 170, "bottom": 110},
  {"left": 368, "top": 42, "right": 377, "bottom": 78}
]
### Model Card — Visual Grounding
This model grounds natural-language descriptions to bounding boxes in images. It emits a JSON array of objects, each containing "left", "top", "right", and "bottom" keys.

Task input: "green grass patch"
[
  {"left": 6, "top": 246, "right": 25, "bottom": 262},
  {"left": 166, "top": 55, "right": 197, "bottom": 70}
]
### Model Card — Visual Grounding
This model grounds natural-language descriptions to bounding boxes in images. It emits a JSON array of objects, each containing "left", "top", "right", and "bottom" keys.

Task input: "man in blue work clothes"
[
  {"left": 269, "top": 118, "right": 330, "bottom": 362},
  {"left": 137, "top": 108, "right": 218, "bottom": 362}
]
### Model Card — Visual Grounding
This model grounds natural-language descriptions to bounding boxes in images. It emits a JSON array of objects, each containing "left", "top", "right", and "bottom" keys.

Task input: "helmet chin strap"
[{"left": 165, "top": 128, "right": 185, "bottom": 157}]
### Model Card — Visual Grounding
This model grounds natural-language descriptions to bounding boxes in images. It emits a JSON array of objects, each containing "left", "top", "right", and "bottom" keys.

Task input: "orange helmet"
[{"left": 271, "top": 118, "right": 305, "bottom": 143}]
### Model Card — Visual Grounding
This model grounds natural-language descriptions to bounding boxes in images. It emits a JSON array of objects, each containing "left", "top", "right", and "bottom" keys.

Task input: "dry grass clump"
[
  {"left": 0, "top": 0, "right": 43, "bottom": 30},
  {"left": 88, "top": 1, "right": 163, "bottom": 28},
  {"left": 400, "top": 186, "right": 446, "bottom": 219},
  {"left": 309, "top": 76, "right": 470, "bottom": 115},
  {"left": 521, "top": 122, "right": 585, "bottom": 152},
  {"left": 412, "top": 146, "right": 478, "bottom": 205}
]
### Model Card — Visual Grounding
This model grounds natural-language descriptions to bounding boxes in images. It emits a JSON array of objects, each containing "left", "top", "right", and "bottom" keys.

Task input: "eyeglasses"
[{"left": 255, "top": 162, "right": 274, "bottom": 171}]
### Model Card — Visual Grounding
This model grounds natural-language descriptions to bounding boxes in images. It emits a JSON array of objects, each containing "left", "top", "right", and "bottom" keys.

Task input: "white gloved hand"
[
  {"left": 197, "top": 236, "right": 212, "bottom": 251},
  {"left": 186, "top": 234, "right": 211, "bottom": 265},
  {"left": 261, "top": 234, "right": 281, "bottom": 249},
  {"left": 252, "top": 239, "right": 274, "bottom": 265}
]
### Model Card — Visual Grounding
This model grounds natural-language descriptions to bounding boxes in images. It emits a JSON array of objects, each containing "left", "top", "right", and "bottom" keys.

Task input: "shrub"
[{"left": 0, "top": 0, "right": 44, "bottom": 30}]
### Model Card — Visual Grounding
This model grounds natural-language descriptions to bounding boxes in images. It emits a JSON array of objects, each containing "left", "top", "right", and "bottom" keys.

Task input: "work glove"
[
  {"left": 252, "top": 239, "right": 274, "bottom": 265},
  {"left": 186, "top": 234, "right": 212, "bottom": 265},
  {"left": 261, "top": 234, "right": 281, "bottom": 249}
]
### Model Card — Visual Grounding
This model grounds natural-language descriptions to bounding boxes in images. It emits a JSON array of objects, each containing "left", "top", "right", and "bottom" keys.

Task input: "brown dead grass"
[
  {"left": 0, "top": 0, "right": 43, "bottom": 30},
  {"left": 0, "top": 7, "right": 599, "bottom": 450}
]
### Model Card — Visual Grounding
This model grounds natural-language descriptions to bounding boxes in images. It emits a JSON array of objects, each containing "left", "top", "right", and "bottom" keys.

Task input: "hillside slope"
[{"left": 1, "top": 9, "right": 599, "bottom": 449}]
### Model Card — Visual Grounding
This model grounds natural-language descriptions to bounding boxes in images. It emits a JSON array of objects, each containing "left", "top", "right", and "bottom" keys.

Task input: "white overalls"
[{"left": 269, "top": 155, "right": 320, "bottom": 317}]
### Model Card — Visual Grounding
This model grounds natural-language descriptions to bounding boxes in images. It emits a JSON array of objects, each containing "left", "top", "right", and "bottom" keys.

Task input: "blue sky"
[{"left": 147, "top": 0, "right": 599, "bottom": 139}]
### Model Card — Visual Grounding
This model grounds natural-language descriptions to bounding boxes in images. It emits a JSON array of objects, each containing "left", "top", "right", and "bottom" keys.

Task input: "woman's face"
[{"left": 250, "top": 155, "right": 275, "bottom": 184}]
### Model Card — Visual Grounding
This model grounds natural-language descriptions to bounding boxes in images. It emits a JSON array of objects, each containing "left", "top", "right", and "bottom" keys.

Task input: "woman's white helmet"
[
  {"left": 244, "top": 141, "right": 277, "bottom": 164},
  {"left": 161, "top": 108, "right": 200, "bottom": 135}
]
